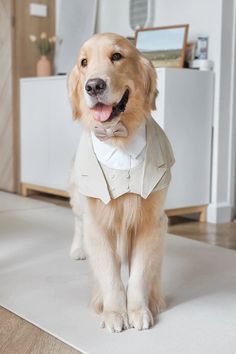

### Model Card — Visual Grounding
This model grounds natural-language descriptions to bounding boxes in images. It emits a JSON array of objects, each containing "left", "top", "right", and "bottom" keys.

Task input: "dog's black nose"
[{"left": 85, "top": 78, "right": 107, "bottom": 96}]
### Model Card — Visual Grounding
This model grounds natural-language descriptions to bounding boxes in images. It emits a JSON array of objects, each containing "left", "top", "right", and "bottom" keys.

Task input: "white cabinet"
[
  {"left": 20, "top": 76, "right": 81, "bottom": 194},
  {"left": 20, "top": 70, "right": 214, "bottom": 215},
  {"left": 153, "top": 68, "right": 214, "bottom": 211}
]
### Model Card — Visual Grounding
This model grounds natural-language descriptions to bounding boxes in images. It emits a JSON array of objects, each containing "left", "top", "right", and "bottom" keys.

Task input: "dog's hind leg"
[
  {"left": 70, "top": 215, "right": 86, "bottom": 260},
  {"left": 70, "top": 190, "right": 86, "bottom": 260}
]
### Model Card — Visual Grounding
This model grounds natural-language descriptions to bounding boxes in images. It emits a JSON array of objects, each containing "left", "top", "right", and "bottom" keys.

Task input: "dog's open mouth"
[{"left": 91, "top": 89, "right": 129, "bottom": 122}]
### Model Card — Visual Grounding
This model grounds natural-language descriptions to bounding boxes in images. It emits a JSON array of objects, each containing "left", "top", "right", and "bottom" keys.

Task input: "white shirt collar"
[{"left": 91, "top": 122, "right": 147, "bottom": 170}]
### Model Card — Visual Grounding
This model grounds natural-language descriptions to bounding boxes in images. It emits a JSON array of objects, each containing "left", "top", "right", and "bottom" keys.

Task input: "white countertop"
[{"left": 20, "top": 75, "right": 68, "bottom": 82}]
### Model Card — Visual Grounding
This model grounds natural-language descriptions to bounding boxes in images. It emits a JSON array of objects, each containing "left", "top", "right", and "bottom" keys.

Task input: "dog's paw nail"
[
  {"left": 113, "top": 326, "right": 122, "bottom": 333},
  {"left": 128, "top": 308, "right": 154, "bottom": 330},
  {"left": 100, "top": 320, "right": 105, "bottom": 328},
  {"left": 142, "top": 313, "right": 151, "bottom": 330},
  {"left": 122, "top": 313, "right": 130, "bottom": 329},
  {"left": 70, "top": 247, "right": 86, "bottom": 260},
  {"left": 101, "top": 311, "right": 128, "bottom": 333}
]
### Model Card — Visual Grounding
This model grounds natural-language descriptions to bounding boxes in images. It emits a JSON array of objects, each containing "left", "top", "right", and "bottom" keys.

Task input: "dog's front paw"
[
  {"left": 70, "top": 246, "right": 86, "bottom": 260},
  {"left": 100, "top": 311, "right": 129, "bottom": 333},
  {"left": 128, "top": 308, "right": 154, "bottom": 330}
]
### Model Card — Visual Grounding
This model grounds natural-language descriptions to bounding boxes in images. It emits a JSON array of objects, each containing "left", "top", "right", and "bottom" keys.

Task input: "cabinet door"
[
  {"left": 20, "top": 80, "right": 50, "bottom": 186},
  {"left": 48, "top": 79, "right": 82, "bottom": 191},
  {"left": 153, "top": 69, "right": 214, "bottom": 210}
]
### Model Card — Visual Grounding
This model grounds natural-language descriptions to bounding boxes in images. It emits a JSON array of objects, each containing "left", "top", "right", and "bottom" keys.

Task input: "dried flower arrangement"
[
  {"left": 29, "top": 32, "right": 56, "bottom": 56},
  {"left": 29, "top": 32, "right": 56, "bottom": 76}
]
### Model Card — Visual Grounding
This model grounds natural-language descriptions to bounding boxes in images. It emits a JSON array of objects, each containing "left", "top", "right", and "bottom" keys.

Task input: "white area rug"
[{"left": 0, "top": 192, "right": 236, "bottom": 354}]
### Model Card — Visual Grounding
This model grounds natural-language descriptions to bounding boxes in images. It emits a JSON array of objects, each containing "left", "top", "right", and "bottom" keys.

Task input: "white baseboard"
[{"left": 207, "top": 203, "right": 234, "bottom": 223}]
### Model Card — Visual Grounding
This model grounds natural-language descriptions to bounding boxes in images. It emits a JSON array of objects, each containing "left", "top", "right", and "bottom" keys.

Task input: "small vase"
[{"left": 37, "top": 55, "right": 51, "bottom": 77}]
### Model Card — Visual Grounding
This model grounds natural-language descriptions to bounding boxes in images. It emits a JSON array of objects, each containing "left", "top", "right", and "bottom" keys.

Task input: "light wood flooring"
[
  {"left": 0, "top": 307, "right": 79, "bottom": 354},
  {"left": 1, "top": 193, "right": 236, "bottom": 354},
  {"left": 169, "top": 217, "right": 236, "bottom": 250}
]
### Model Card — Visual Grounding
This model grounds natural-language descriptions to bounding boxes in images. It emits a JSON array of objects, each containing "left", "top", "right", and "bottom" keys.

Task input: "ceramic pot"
[{"left": 37, "top": 55, "right": 51, "bottom": 77}]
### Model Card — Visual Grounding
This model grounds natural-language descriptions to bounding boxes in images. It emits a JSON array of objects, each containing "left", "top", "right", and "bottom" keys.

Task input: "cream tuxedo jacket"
[{"left": 73, "top": 116, "right": 175, "bottom": 204}]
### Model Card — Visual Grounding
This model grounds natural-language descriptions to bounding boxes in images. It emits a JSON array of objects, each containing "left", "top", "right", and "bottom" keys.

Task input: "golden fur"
[
  {"left": 68, "top": 33, "right": 157, "bottom": 147},
  {"left": 68, "top": 33, "right": 168, "bottom": 332}
]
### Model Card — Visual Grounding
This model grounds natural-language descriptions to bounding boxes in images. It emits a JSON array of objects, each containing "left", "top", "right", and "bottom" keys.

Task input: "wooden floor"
[
  {"left": 1, "top": 193, "right": 236, "bottom": 353},
  {"left": 169, "top": 217, "right": 236, "bottom": 250},
  {"left": 0, "top": 307, "right": 79, "bottom": 354}
]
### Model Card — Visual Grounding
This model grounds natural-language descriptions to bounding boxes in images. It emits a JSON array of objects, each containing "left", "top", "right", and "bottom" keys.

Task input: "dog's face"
[{"left": 68, "top": 33, "right": 157, "bottom": 139}]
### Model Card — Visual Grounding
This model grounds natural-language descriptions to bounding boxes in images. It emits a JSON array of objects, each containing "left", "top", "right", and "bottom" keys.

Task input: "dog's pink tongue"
[{"left": 91, "top": 104, "right": 113, "bottom": 122}]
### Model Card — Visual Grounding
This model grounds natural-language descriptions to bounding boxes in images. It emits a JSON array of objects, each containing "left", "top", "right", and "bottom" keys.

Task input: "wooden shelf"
[{"left": 21, "top": 183, "right": 69, "bottom": 198}]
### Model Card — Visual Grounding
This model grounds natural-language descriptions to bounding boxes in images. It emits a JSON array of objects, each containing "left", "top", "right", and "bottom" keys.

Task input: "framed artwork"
[{"left": 135, "top": 24, "right": 189, "bottom": 68}]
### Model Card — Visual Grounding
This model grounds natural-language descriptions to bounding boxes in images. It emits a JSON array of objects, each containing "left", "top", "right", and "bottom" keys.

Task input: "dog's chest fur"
[
  {"left": 86, "top": 190, "right": 163, "bottom": 261},
  {"left": 87, "top": 191, "right": 158, "bottom": 235}
]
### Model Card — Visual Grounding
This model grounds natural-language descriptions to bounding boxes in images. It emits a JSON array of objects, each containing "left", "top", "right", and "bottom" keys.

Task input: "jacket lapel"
[
  {"left": 76, "top": 131, "right": 111, "bottom": 204},
  {"left": 141, "top": 118, "right": 167, "bottom": 198}
]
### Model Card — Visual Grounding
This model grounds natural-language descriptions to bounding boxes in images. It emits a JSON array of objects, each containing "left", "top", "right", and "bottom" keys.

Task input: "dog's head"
[{"left": 68, "top": 33, "right": 157, "bottom": 140}]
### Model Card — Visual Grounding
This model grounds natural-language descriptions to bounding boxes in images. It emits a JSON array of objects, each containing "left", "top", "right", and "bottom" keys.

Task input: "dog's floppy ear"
[
  {"left": 139, "top": 56, "right": 158, "bottom": 110},
  {"left": 67, "top": 65, "right": 81, "bottom": 119}
]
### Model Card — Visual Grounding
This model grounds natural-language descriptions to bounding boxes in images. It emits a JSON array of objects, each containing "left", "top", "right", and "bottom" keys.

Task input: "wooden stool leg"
[
  {"left": 166, "top": 205, "right": 208, "bottom": 222},
  {"left": 199, "top": 207, "right": 206, "bottom": 222},
  {"left": 21, "top": 184, "right": 29, "bottom": 197}
]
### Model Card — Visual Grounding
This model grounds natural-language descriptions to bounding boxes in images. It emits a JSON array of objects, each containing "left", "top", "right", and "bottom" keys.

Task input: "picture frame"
[{"left": 135, "top": 24, "right": 189, "bottom": 68}]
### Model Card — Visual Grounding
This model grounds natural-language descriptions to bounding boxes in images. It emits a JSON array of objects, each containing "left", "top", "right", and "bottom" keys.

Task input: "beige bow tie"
[{"left": 94, "top": 120, "right": 128, "bottom": 141}]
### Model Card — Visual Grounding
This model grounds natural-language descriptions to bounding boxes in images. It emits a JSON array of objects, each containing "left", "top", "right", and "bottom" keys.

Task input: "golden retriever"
[{"left": 68, "top": 33, "right": 174, "bottom": 333}]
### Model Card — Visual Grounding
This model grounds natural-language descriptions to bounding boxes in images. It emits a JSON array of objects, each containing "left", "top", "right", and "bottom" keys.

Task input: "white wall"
[
  {"left": 96, "top": 0, "right": 132, "bottom": 36},
  {"left": 209, "top": 0, "right": 236, "bottom": 222},
  {"left": 56, "top": 0, "right": 61, "bottom": 33}
]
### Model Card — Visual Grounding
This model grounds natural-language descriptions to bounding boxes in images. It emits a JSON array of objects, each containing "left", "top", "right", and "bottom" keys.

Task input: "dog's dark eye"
[
  {"left": 111, "top": 53, "right": 123, "bottom": 62},
  {"left": 81, "top": 58, "right": 87, "bottom": 67}
]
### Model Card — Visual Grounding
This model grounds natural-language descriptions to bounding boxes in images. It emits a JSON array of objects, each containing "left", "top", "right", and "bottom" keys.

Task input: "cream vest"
[{"left": 74, "top": 116, "right": 175, "bottom": 204}]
